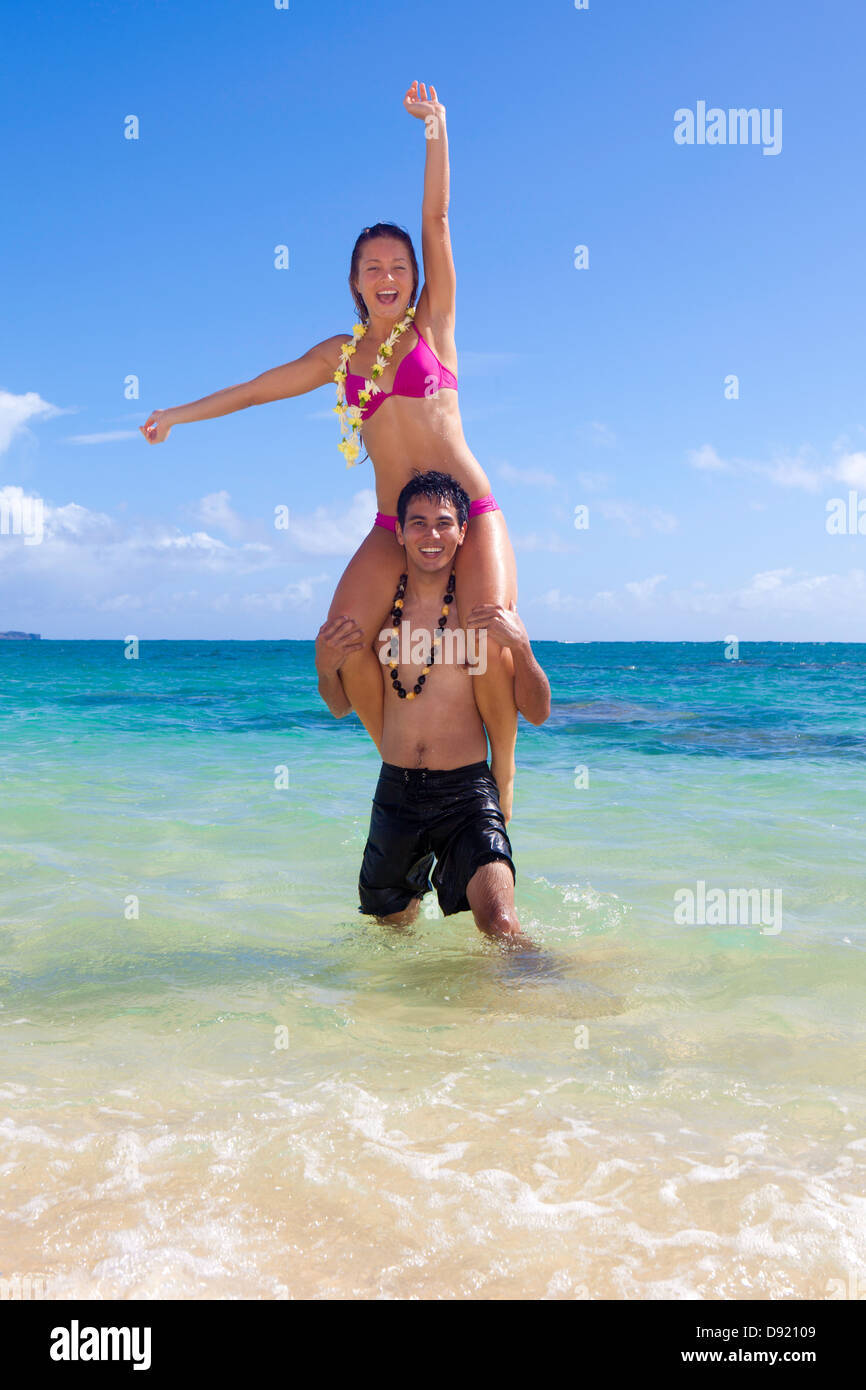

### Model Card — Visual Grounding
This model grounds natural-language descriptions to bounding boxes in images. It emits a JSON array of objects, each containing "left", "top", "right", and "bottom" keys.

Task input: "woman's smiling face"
[{"left": 354, "top": 237, "right": 413, "bottom": 320}]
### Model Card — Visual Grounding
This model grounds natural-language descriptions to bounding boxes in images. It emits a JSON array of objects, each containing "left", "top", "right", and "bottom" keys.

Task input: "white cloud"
[
  {"left": 93, "top": 592, "right": 146, "bottom": 612},
  {"left": 0, "top": 478, "right": 365, "bottom": 634},
  {"left": 649, "top": 509, "right": 678, "bottom": 534},
  {"left": 0, "top": 486, "right": 277, "bottom": 581},
  {"left": 597, "top": 500, "right": 678, "bottom": 535},
  {"left": 512, "top": 531, "right": 579, "bottom": 553},
  {"left": 576, "top": 422, "right": 616, "bottom": 450},
  {"left": 832, "top": 451, "right": 866, "bottom": 489},
  {"left": 241, "top": 575, "right": 331, "bottom": 611},
  {"left": 687, "top": 443, "right": 731, "bottom": 472},
  {"left": 576, "top": 470, "right": 611, "bottom": 493},
  {"left": 756, "top": 457, "right": 823, "bottom": 492},
  {"left": 625, "top": 574, "right": 666, "bottom": 603},
  {"left": 88, "top": 582, "right": 329, "bottom": 616},
  {"left": 670, "top": 567, "right": 866, "bottom": 617},
  {"left": 65, "top": 431, "right": 139, "bottom": 445},
  {"left": 1, "top": 484, "right": 372, "bottom": 581},
  {"left": 534, "top": 580, "right": 659, "bottom": 614},
  {"left": 686, "top": 442, "right": 865, "bottom": 494},
  {"left": 0, "top": 485, "right": 117, "bottom": 546},
  {"left": 537, "top": 588, "right": 581, "bottom": 613},
  {"left": 499, "top": 461, "right": 558, "bottom": 488},
  {"left": 589, "top": 421, "right": 616, "bottom": 448},
  {"left": 533, "top": 566, "right": 866, "bottom": 631},
  {"left": 286, "top": 489, "right": 377, "bottom": 555},
  {"left": 150, "top": 530, "right": 232, "bottom": 556},
  {"left": 46, "top": 498, "right": 118, "bottom": 540},
  {"left": 0, "top": 390, "right": 66, "bottom": 455},
  {"left": 193, "top": 490, "right": 248, "bottom": 539}
]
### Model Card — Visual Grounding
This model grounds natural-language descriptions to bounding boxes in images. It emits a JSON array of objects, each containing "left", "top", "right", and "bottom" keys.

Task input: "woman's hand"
[
  {"left": 403, "top": 80, "right": 445, "bottom": 122},
  {"left": 465, "top": 602, "right": 528, "bottom": 653},
  {"left": 315, "top": 615, "right": 366, "bottom": 676},
  {"left": 139, "top": 408, "right": 174, "bottom": 444}
]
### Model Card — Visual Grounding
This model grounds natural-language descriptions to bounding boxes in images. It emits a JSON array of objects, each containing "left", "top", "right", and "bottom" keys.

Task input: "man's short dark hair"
[{"left": 396, "top": 470, "right": 471, "bottom": 530}]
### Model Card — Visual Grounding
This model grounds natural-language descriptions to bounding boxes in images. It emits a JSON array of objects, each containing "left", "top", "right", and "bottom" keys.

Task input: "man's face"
[{"left": 395, "top": 496, "right": 466, "bottom": 573}]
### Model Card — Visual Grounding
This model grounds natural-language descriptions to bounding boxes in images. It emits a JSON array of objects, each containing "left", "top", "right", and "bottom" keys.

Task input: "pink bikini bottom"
[{"left": 374, "top": 493, "right": 500, "bottom": 532}]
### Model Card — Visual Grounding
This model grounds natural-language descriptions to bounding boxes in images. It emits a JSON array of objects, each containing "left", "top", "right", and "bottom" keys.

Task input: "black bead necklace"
[{"left": 388, "top": 568, "right": 456, "bottom": 699}]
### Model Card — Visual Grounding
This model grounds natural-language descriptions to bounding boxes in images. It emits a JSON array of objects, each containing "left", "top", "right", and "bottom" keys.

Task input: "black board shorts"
[{"left": 358, "top": 760, "right": 516, "bottom": 919}]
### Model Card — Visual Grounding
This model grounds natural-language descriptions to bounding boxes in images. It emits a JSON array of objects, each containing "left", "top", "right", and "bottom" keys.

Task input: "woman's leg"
[
  {"left": 326, "top": 524, "right": 406, "bottom": 748},
  {"left": 456, "top": 510, "right": 519, "bottom": 822}
]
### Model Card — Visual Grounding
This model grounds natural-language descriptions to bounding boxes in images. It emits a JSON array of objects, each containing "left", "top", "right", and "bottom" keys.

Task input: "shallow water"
[{"left": 1, "top": 641, "right": 864, "bottom": 1298}]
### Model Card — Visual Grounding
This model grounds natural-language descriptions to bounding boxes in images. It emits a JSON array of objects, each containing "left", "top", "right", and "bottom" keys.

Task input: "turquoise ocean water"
[{"left": 1, "top": 640, "right": 864, "bottom": 1299}]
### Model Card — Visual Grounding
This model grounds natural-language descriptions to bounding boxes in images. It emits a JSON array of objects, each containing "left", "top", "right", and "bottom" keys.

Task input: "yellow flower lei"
[{"left": 333, "top": 305, "right": 416, "bottom": 466}]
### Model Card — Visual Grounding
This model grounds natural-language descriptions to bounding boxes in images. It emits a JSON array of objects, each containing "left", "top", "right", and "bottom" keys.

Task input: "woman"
[{"left": 141, "top": 82, "right": 541, "bottom": 819}]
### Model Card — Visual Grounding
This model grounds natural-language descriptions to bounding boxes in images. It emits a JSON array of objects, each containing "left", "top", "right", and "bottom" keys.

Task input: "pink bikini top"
[{"left": 344, "top": 324, "right": 458, "bottom": 421}]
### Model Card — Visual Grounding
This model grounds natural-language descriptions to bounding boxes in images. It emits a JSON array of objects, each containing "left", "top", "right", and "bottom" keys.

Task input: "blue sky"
[{"left": 2, "top": 0, "right": 864, "bottom": 640}]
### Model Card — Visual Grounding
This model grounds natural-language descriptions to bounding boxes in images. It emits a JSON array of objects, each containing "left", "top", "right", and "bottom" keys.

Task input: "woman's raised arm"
[
  {"left": 403, "top": 80, "right": 456, "bottom": 322},
  {"left": 140, "top": 335, "right": 345, "bottom": 444}
]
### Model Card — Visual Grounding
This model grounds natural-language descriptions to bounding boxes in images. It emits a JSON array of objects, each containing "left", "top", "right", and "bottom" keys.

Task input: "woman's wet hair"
[
  {"left": 349, "top": 223, "right": 419, "bottom": 323},
  {"left": 397, "top": 470, "right": 470, "bottom": 530}
]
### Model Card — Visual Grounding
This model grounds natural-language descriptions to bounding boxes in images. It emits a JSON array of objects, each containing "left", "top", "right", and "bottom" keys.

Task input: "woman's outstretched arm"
[
  {"left": 404, "top": 80, "right": 455, "bottom": 320},
  {"left": 139, "top": 335, "right": 345, "bottom": 444}
]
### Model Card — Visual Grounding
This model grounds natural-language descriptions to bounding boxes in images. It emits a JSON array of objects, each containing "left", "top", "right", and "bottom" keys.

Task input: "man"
[{"left": 315, "top": 471, "right": 550, "bottom": 944}]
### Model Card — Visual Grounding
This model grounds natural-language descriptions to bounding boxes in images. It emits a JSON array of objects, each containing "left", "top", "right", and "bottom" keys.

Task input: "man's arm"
[
  {"left": 465, "top": 604, "right": 551, "bottom": 725},
  {"left": 510, "top": 638, "right": 551, "bottom": 725},
  {"left": 314, "top": 616, "right": 365, "bottom": 719}
]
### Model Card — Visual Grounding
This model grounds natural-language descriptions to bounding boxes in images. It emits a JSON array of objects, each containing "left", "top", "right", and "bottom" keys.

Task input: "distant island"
[{"left": 0, "top": 631, "right": 41, "bottom": 640}]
